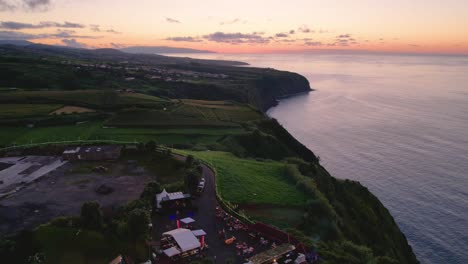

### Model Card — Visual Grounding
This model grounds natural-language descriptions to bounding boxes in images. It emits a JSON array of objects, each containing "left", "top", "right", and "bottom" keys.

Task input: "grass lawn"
[
  {"left": 176, "top": 150, "right": 307, "bottom": 206},
  {"left": 0, "top": 104, "right": 62, "bottom": 118},
  {"left": 241, "top": 206, "right": 305, "bottom": 228}
]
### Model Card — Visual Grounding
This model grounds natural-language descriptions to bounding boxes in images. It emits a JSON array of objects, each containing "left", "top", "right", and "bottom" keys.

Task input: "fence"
[{"left": 0, "top": 139, "right": 139, "bottom": 152}]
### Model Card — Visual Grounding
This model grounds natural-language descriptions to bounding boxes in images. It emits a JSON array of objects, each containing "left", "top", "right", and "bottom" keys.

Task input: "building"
[
  {"left": 155, "top": 189, "right": 191, "bottom": 210},
  {"left": 62, "top": 145, "right": 122, "bottom": 161}
]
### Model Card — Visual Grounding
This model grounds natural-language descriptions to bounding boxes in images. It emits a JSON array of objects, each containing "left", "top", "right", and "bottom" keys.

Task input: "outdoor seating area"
[{"left": 215, "top": 207, "right": 291, "bottom": 261}]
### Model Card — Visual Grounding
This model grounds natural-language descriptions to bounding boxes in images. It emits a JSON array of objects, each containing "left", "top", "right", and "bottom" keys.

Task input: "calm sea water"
[{"left": 165, "top": 52, "right": 468, "bottom": 263}]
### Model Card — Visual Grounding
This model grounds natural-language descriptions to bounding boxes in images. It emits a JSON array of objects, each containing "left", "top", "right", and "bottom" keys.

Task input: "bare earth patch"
[
  {"left": 50, "top": 106, "right": 95, "bottom": 115},
  {"left": 0, "top": 159, "right": 150, "bottom": 235}
]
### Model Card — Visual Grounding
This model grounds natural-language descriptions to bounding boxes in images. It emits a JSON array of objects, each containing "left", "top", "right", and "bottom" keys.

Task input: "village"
[
  {"left": 59, "top": 59, "right": 229, "bottom": 84},
  {"left": 0, "top": 143, "right": 318, "bottom": 264}
]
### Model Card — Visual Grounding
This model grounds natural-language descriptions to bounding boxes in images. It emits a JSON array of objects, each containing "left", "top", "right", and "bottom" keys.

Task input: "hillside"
[{"left": 0, "top": 44, "right": 418, "bottom": 264}]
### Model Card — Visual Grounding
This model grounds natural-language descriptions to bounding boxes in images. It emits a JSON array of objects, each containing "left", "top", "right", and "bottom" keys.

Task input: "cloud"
[
  {"left": 61, "top": 38, "right": 87, "bottom": 48},
  {"left": 166, "top": 17, "right": 180, "bottom": 23},
  {"left": 105, "top": 29, "right": 120, "bottom": 34},
  {"left": 275, "top": 33, "right": 288, "bottom": 38},
  {"left": 23, "top": 0, "right": 50, "bottom": 11},
  {"left": 53, "top": 29, "right": 96, "bottom": 39},
  {"left": 90, "top": 24, "right": 100, "bottom": 32},
  {"left": 1, "top": 0, "right": 51, "bottom": 12},
  {"left": 298, "top": 25, "right": 313, "bottom": 33},
  {"left": 220, "top": 18, "right": 238, "bottom": 25},
  {"left": 337, "top": 34, "right": 351, "bottom": 39},
  {"left": 408, "top": 44, "right": 420, "bottom": 47},
  {"left": 0, "top": 29, "right": 99, "bottom": 40},
  {"left": 278, "top": 39, "right": 296, "bottom": 43},
  {"left": 304, "top": 41, "right": 323, "bottom": 46},
  {"left": 90, "top": 24, "right": 120, "bottom": 34},
  {"left": 0, "top": 30, "right": 38, "bottom": 39},
  {"left": 0, "top": 21, "right": 85, "bottom": 30},
  {"left": 165, "top": 36, "right": 202, "bottom": 42},
  {"left": 110, "top": 42, "right": 125, "bottom": 49},
  {"left": 203, "top": 31, "right": 270, "bottom": 44},
  {"left": 0, "top": 0, "right": 15, "bottom": 11}
]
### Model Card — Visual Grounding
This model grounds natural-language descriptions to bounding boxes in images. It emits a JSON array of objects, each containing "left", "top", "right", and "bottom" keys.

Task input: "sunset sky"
[{"left": 1, "top": 0, "right": 467, "bottom": 54}]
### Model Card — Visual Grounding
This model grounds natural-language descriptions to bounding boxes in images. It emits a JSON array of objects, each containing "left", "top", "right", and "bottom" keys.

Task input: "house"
[{"left": 62, "top": 145, "right": 122, "bottom": 161}]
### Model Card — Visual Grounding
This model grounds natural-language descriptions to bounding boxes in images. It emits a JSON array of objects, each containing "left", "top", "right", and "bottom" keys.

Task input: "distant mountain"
[
  {"left": 0, "top": 43, "right": 246, "bottom": 66},
  {"left": 0, "top": 40, "right": 33, "bottom": 46},
  {"left": 120, "top": 46, "right": 215, "bottom": 54}
]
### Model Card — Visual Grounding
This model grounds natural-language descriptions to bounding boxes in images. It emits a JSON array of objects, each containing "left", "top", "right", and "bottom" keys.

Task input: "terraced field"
[
  {"left": 0, "top": 104, "right": 62, "bottom": 118},
  {"left": 0, "top": 90, "right": 169, "bottom": 109},
  {"left": 0, "top": 92, "right": 262, "bottom": 147}
]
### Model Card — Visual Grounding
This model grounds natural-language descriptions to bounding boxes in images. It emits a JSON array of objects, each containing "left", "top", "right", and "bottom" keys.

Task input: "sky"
[{"left": 1, "top": 0, "right": 468, "bottom": 54}]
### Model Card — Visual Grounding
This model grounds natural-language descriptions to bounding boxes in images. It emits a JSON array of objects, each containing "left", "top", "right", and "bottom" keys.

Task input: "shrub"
[
  {"left": 80, "top": 201, "right": 104, "bottom": 230},
  {"left": 127, "top": 209, "right": 150, "bottom": 240}
]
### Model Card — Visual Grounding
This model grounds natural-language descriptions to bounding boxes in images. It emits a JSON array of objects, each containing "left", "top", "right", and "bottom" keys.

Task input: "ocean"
[{"left": 165, "top": 52, "right": 468, "bottom": 263}]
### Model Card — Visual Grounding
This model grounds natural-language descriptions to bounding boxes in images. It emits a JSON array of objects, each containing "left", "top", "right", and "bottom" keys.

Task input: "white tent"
[
  {"left": 155, "top": 189, "right": 191, "bottom": 209},
  {"left": 191, "top": 229, "right": 207, "bottom": 237},
  {"left": 163, "top": 228, "right": 201, "bottom": 252},
  {"left": 163, "top": 246, "right": 181, "bottom": 257},
  {"left": 180, "top": 217, "right": 196, "bottom": 224}
]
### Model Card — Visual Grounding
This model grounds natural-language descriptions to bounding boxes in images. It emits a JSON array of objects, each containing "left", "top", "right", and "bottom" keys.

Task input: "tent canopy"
[
  {"left": 163, "top": 228, "right": 201, "bottom": 252},
  {"left": 192, "top": 229, "right": 207, "bottom": 237},
  {"left": 163, "top": 246, "right": 181, "bottom": 257},
  {"left": 180, "top": 217, "right": 196, "bottom": 224}
]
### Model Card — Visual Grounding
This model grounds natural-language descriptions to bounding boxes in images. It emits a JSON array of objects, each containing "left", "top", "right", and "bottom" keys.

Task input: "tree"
[
  {"left": 145, "top": 140, "right": 156, "bottom": 152},
  {"left": 185, "top": 171, "right": 200, "bottom": 194},
  {"left": 185, "top": 155, "right": 195, "bottom": 168},
  {"left": 140, "top": 181, "right": 161, "bottom": 204},
  {"left": 128, "top": 209, "right": 150, "bottom": 240},
  {"left": 80, "top": 201, "right": 104, "bottom": 230}
]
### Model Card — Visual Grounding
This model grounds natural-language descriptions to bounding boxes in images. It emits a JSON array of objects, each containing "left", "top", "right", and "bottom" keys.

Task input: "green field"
[
  {"left": 0, "top": 104, "right": 62, "bottom": 118},
  {"left": 177, "top": 150, "right": 307, "bottom": 206},
  {"left": 0, "top": 122, "right": 246, "bottom": 146},
  {"left": 106, "top": 100, "right": 262, "bottom": 128},
  {"left": 0, "top": 90, "right": 169, "bottom": 109}
]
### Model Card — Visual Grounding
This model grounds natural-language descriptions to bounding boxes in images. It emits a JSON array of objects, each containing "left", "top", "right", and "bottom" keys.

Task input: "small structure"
[
  {"left": 155, "top": 189, "right": 191, "bottom": 210},
  {"left": 191, "top": 229, "right": 207, "bottom": 237},
  {"left": 62, "top": 145, "right": 122, "bottom": 161},
  {"left": 161, "top": 228, "right": 202, "bottom": 259},
  {"left": 180, "top": 217, "right": 195, "bottom": 225}
]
